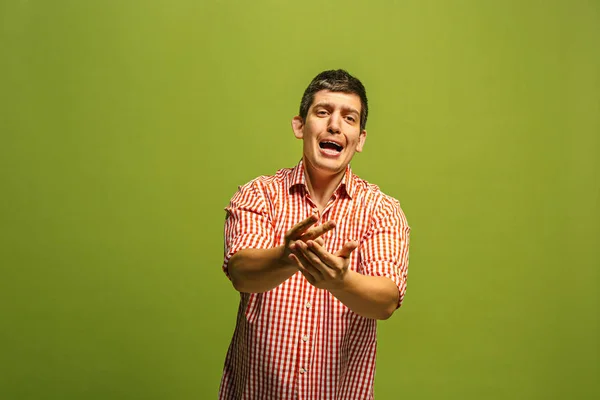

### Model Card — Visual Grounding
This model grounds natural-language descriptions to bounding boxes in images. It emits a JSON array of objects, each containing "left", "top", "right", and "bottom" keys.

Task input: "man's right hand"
[{"left": 282, "top": 214, "right": 335, "bottom": 265}]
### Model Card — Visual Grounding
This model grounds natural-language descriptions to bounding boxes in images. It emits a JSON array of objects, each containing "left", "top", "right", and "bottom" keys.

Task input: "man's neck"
[{"left": 303, "top": 160, "right": 346, "bottom": 212}]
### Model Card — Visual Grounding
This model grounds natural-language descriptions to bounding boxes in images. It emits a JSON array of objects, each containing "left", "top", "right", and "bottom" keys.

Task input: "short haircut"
[{"left": 299, "top": 69, "right": 369, "bottom": 130}]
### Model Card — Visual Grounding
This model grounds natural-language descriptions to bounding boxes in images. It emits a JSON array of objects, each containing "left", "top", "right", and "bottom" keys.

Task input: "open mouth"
[{"left": 319, "top": 140, "right": 343, "bottom": 153}]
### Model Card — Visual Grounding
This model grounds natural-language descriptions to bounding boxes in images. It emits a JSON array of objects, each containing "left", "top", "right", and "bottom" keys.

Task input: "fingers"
[
  {"left": 289, "top": 246, "right": 322, "bottom": 282},
  {"left": 291, "top": 240, "right": 359, "bottom": 289},
  {"left": 296, "top": 241, "right": 331, "bottom": 272},
  {"left": 285, "top": 214, "right": 319, "bottom": 241},
  {"left": 285, "top": 215, "right": 336, "bottom": 242},
  {"left": 289, "top": 253, "right": 315, "bottom": 284},
  {"left": 334, "top": 241, "right": 359, "bottom": 259},
  {"left": 305, "top": 240, "right": 338, "bottom": 267},
  {"left": 300, "top": 221, "right": 336, "bottom": 241}
]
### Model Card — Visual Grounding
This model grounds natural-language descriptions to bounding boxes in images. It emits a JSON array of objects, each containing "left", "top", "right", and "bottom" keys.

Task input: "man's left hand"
[{"left": 289, "top": 239, "right": 359, "bottom": 290}]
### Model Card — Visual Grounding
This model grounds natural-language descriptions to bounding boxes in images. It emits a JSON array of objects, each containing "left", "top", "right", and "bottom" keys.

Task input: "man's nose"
[{"left": 327, "top": 113, "right": 341, "bottom": 134}]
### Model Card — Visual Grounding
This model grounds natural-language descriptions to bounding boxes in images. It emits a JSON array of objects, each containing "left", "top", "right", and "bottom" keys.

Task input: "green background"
[{"left": 1, "top": 0, "right": 598, "bottom": 399}]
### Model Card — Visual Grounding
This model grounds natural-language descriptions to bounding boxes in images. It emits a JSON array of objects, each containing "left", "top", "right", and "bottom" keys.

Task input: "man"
[{"left": 219, "top": 69, "right": 410, "bottom": 400}]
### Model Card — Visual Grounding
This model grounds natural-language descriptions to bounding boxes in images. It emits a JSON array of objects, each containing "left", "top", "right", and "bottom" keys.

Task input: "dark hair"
[{"left": 299, "top": 69, "right": 369, "bottom": 130}]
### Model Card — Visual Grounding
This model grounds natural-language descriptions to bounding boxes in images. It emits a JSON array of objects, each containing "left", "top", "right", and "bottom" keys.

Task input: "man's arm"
[
  {"left": 228, "top": 246, "right": 296, "bottom": 293},
  {"left": 330, "top": 271, "right": 399, "bottom": 320},
  {"left": 228, "top": 215, "right": 335, "bottom": 293}
]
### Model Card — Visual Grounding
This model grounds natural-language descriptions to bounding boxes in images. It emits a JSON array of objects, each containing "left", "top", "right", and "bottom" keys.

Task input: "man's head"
[
  {"left": 299, "top": 69, "right": 368, "bottom": 131},
  {"left": 292, "top": 70, "right": 369, "bottom": 179}
]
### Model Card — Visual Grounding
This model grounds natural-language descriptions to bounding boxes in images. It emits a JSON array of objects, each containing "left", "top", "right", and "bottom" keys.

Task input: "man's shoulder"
[
  {"left": 236, "top": 166, "right": 295, "bottom": 194},
  {"left": 350, "top": 173, "right": 401, "bottom": 206}
]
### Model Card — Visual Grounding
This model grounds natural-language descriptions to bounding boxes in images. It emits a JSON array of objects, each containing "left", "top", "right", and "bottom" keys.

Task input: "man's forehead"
[{"left": 310, "top": 90, "right": 362, "bottom": 113}]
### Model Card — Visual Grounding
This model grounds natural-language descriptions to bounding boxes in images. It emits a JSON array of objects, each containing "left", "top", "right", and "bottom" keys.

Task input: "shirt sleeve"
[
  {"left": 359, "top": 196, "right": 410, "bottom": 308},
  {"left": 222, "top": 180, "right": 274, "bottom": 278}
]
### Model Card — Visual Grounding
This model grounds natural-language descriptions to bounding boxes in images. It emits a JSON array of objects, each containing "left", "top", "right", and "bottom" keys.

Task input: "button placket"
[{"left": 298, "top": 287, "right": 314, "bottom": 385}]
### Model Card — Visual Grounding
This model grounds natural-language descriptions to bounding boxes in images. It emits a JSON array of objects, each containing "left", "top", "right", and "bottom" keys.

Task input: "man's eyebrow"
[{"left": 312, "top": 102, "right": 360, "bottom": 115}]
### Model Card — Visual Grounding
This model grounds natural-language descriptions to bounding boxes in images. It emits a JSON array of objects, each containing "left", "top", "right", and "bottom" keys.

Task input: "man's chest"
[{"left": 267, "top": 192, "right": 374, "bottom": 262}]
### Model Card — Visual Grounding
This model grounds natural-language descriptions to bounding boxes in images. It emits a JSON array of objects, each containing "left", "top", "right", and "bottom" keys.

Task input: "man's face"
[{"left": 292, "top": 90, "right": 367, "bottom": 177}]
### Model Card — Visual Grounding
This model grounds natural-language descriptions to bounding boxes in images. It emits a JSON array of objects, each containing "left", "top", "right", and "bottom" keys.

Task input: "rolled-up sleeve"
[
  {"left": 359, "top": 196, "right": 410, "bottom": 308},
  {"left": 222, "top": 181, "right": 274, "bottom": 278}
]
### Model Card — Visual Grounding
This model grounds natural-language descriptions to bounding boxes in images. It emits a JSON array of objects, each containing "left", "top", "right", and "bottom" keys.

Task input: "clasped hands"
[{"left": 283, "top": 214, "right": 358, "bottom": 290}]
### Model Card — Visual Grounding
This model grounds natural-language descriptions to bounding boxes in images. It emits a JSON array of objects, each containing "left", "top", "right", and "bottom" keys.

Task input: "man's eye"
[
  {"left": 346, "top": 116, "right": 356, "bottom": 122},
  {"left": 317, "top": 110, "right": 328, "bottom": 116}
]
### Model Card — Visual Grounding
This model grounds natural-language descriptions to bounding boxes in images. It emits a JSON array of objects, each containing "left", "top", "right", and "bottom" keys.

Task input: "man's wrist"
[{"left": 329, "top": 269, "right": 357, "bottom": 294}]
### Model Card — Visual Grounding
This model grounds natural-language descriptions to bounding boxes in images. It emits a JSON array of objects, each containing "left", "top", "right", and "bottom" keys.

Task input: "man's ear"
[
  {"left": 356, "top": 130, "right": 367, "bottom": 153},
  {"left": 292, "top": 116, "right": 304, "bottom": 139}
]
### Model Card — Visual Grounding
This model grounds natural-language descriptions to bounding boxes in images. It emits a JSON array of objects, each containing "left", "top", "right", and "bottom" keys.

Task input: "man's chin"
[{"left": 311, "top": 160, "right": 347, "bottom": 175}]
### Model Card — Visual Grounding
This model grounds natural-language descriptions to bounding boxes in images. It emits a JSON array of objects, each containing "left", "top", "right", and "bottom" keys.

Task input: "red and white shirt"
[{"left": 219, "top": 161, "right": 410, "bottom": 400}]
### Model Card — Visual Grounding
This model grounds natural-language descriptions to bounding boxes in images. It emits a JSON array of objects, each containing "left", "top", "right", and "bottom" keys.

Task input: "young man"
[{"left": 219, "top": 70, "right": 410, "bottom": 400}]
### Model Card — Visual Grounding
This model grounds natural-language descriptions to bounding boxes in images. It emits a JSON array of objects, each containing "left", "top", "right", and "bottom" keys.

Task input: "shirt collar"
[{"left": 289, "top": 160, "right": 355, "bottom": 199}]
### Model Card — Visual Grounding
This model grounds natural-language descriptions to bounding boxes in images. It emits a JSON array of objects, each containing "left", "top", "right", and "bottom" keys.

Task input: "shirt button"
[
  {"left": 300, "top": 367, "right": 307, "bottom": 374},
  {"left": 305, "top": 302, "right": 311, "bottom": 309},
  {"left": 302, "top": 335, "right": 309, "bottom": 342}
]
